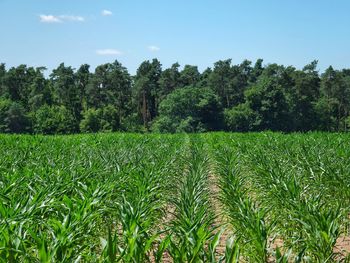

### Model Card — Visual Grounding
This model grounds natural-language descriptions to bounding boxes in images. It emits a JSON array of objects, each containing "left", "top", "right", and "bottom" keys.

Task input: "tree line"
[{"left": 0, "top": 59, "right": 349, "bottom": 134}]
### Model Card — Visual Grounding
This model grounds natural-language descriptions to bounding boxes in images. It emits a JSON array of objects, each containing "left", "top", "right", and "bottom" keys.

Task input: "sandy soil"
[{"left": 208, "top": 166, "right": 232, "bottom": 259}]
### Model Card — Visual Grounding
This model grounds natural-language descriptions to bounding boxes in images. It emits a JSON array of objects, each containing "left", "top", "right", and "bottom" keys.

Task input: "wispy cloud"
[
  {"left": 96, "top": 49, "right": 122, "bottom": 56},
  {"left": 148, "top": 45, "right": 160, "bottom": 52},
  {"left": 59, "top": 15, "right": 85, "bottom": 22},
  {"left": 39, "top": 14, "right": 85, "bottom": 23},
  {"left": 39, "top": 15, "right": 62, "bottom": 23},
  {"left": 101, "top": 10, "right": 113, "bottom": 16}
]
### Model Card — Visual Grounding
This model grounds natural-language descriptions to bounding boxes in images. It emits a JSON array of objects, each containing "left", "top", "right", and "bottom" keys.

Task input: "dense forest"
[{"left": 0, "top": 59, "right": 349, "bottom": 134}]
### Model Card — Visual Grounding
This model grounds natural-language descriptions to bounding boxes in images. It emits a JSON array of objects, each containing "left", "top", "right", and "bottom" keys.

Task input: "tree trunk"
[{"left": 142, "top": 90, "right": 147, "bottom": 128}]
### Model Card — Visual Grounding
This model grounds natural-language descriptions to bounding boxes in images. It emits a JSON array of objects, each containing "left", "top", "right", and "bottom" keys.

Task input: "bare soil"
[{"left": 208, "top": 166, "right": 232, "bottom": 259}]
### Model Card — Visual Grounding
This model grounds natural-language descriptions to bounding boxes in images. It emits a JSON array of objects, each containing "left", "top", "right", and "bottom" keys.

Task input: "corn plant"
[
  {"left": 165, "top": 138, "right": 219, "bottom": 262},
  {"left": 214, "top": 147, "right": 272, "bottom": 262},
  {"left": 1, "top": 132, "right": 350, "bottom": 262},
  {"left": 241, "top": 133, "right": 347, "bottom": 262}
]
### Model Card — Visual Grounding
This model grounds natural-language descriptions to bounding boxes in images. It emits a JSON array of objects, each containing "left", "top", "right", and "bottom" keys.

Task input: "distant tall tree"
[
  {"left": 3, "top": 65, "right": 36, "bottom": 105},
  {"left": 290, "top": 61, "right": 320, "bottom": 131},
  {"left": 28, "top": 67, "right": 51, "bottom": 111},
  {"left": 209, "top": 59, "right": 252, "bottom": 109},
  {"left": 50, "top": 63, "right": 79, "bottom": 125},
  {"left": 340, "top": 70, "right": 350, "bottom": 131},
  {"left": 158, "top": 62, "right": 180, "bottom": 99},
  {"left": 209, "top": 59, "right": 233, "bottom": 108},
  {"left": 230, "top": 60, "right": 252, "bottom": 105},
  {"left": 246, "top": 79, "right": 291, "bottom": 131},
  {"left": 0, "top": 63, "right": 6, "bottom": 97},
  {"left": 232, "top": 64, "right": 293, "bottom": 131},
  {"left": 75, "top": 64, "right": 90, "bottom": 112},
  {"left": 5, "top": 102, "right": 30, "bottom": 133},
  {"left": 134, "top": 59, "right": 162, "bottom": 128},
  {"left": 198, "top": 67, "right": 212, "bottom": 88},
  {"left": 0, "top": 98, "right": 11, "bottom": 132},
  {"left": 106, "top": 61, "right": 132, "bottom": 125},
  {"left": 314, "top": 66, "right": 338, "bottom": 130},
  {"left": 319, "top": 66, "right": 350, "bottom": 130},
  {"left": 86, "top": 64, "right": 109, "bottom": 108},
  {"left": 249, "top": 59, "right": 264, "bottom": 83},
  {"left": 86, "top": 61, "right": 132, "bottom": 125},
  {"left": 180, "top": 65, "right": 200, "bottom": 87}
]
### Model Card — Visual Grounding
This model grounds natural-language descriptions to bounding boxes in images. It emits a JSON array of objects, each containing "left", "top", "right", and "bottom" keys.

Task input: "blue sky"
[{"left": 1, "top": 0, "right": 350, "bottom": 74}]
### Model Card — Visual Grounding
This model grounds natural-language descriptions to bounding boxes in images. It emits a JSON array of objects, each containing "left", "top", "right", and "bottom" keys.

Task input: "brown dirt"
[
  {"left": 161, "top": 204, "right": 176, "bottom": 263},
  {"left": 335, "top": 235, "right": 350, "bottom": 259},
  {"left": 208, "top": 165, "right": 232, "bottom": 259},
  {"left": 149, "top": 204, "right": 175, "bottom": 263}
]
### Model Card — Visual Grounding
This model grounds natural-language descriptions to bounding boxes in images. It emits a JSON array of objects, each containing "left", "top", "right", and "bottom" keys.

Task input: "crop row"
[{"left": 1, "top": 132, "right": 350, "bottom": 262}]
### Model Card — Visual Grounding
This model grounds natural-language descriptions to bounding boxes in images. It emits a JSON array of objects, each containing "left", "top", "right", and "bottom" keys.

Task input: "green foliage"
[
  {"left": 224, "top": 103, "right": 259, "bottom": 131},
  {"left": 0, "top": 101, "right": 31, "bottom": 133},
  {"left": 214, "top": 147, "right": 271, "bottom": 262},
  {"left": 1, "top": 58, "right": 350, "bottom": 133},
  {"left": 80, "top": 105, "right": 120, "bottom": 133},
  {"left": 180, "top": 65, "right": 200, "bottom": 87},
  {"left": 158, "top": 62, "right": 181, "bottom": 99},
  {"left": 0, "top": 98, "right": 12, "bottom": 132},
  {"left": 209, "top": 59, "right": 251, "bottom": 108},
  {"left": 289, "top": 61, "right": 320, "bottom": 131},
  {"left": 244, "top": 72, "right": 292, "bottom": 131},
  {"left": 86, "top": 61, "right": 131, "bottom": 116},
  {"left": 2, "top": 65, "right": 36, "bottom": 103},
  {"left": 1, "top": 132, "right": 350, "bottom": 262},
  {"left": 167, "top": 140, "right": 217, "bottom": 262},
  {"left": 33, "top": 105, "right": 77, "bottom": 134},
  {"left": 79, "top": 108, "right": 100, "bottom": 133},
  {"left": 134, "top": 59, "right": 162, "bottom": 128},
  {"left": 346, "top": 115, "right": 350, "bottom": 130},
  {"left": 28, "top": 68, "right": 51, "bottom": 111},
  {"left": 153, "top": 86, "right": 222, "bottom": 133},
  {"left": 0, "top": 133, "right": 187, "bottom": 262},
  {"left": 314, "top": 97, "right": 338, "bottom": 131}
]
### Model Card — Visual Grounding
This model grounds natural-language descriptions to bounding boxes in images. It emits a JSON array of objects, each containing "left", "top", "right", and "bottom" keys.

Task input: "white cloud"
[
  {"left": 102, "top": 10, "right": 113, "bottom": 16},
  {"left": 96, "top": 49, "right": 122, "bottom": 56},
  {"left": 39, "top": 14, "right": 85, "bottom": 23},
  {"left": 39, "top": 15, "right": 62, "bottom": 23},
  {"left": 59, "top": 15, "right": 85, "bottom": 22},
  {"left": 148, "top": 45, "right": 160, "bottom": 52}
]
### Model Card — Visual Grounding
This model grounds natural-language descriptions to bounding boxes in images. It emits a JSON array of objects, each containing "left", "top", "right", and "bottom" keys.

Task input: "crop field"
[{"left": 1, "top": 132, "right": 350, "bottom": 262}]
